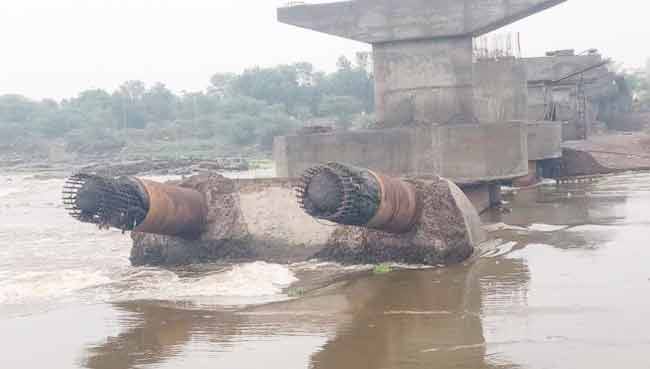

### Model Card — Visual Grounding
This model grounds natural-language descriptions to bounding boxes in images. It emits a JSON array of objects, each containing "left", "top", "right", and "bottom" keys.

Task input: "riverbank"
[
  {"left": 561, "top": 132, "right": 650, "bottom": 177},
  {"left": 0, "top": 135, "right": 273, "bottom": 177}
]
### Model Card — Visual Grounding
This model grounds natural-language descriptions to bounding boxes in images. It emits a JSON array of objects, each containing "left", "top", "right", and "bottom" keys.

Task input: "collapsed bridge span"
[{"left": 63, "top": 168, "right": 484, "bottom": 267}]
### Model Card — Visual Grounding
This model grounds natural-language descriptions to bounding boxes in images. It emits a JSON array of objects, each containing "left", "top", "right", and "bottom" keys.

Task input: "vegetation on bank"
[
  {"left": 373, "top": 263, "right": 393, "bottom": 275},
  {"left": 2, "top": 54, "right": 649, "bottom": 163},
  {"left": 627, "top": 60, "right": 650, "bottom": 111},
  {"left": 0, "top": 54, "right": 374, "bottom": 162}
]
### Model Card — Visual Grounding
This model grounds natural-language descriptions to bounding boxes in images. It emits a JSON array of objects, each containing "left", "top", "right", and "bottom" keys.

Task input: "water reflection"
[
  {"left": 84, "top": 255, "right": 530, "bottom": 369},
  {"left": 310, "top": 258, "right": 529, "bottom": 369},
  {"left": 484, "top": 176, "right": 634, "bottom": 251},
  {"left": 84, "top": 303, "right": 202, "bottom": 369},
  {"left": 485, "top": 178, "right": 629, "bottom": 227},
  {"left": 83, "top": 300, "right": 335, "bottom": 369}
]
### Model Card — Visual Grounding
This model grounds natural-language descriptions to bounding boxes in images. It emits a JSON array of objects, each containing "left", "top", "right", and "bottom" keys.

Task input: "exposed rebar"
[
  {"left": 296, "top": 163, "right": 419, "bottom": 233},
  {"left": 63, "top": 174, "right": 149, "bottom": 232},
  {"left": 64, "top": 174, "right": 208, "bottom": 238}
]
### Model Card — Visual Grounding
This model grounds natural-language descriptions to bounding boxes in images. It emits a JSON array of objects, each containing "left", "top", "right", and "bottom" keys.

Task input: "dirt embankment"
[{"left": 561, "top": 133, "right": 650, "bottom": 177}]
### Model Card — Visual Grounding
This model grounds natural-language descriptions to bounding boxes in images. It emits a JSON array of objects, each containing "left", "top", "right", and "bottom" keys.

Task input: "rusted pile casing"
[
  {"left": 296, "top": 163, "right": 485, "bottom": 265},
  {"left": 133, "top": 179, "right": 207, "bottom": 238},
  {"left": 64, "top": 174, "right": 207, "bottom": 239},
  {"left": 296, "top": 163, "right": 419, "bottom": 234}
]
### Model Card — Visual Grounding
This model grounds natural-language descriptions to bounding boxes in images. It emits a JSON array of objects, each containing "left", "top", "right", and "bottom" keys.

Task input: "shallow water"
[{"left": 1, "top": 171, "right": 650, "bottom": 368}]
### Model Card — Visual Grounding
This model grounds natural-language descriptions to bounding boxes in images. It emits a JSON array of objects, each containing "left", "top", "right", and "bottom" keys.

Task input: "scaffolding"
[{"left": 473, "top": 32, "right": 522, "bottom": 60}]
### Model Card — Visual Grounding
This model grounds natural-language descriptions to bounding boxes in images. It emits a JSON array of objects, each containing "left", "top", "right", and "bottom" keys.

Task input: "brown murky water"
[{"left": 1, "top": 172, "right": 650, "bottom": 368}]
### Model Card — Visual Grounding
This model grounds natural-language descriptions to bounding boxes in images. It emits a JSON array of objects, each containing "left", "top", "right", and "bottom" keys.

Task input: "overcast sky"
[{"left": 1, "top": 0, "right": 649, "bottom": 100}]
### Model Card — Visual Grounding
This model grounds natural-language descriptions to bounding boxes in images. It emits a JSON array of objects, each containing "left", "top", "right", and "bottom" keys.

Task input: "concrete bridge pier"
[
  {"left": 276, "top": 0, "right": 569, "bottom": 208},
  {"left": 278, "top": 0, "right": 567, "bottom": 127},
  {"left": 374, "top": 37, "right": 476, "bottom": 126}
]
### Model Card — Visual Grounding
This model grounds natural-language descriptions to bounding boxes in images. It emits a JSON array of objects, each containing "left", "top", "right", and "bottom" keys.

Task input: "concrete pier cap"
[
  {"left": 279, "top": 0, "right": 567, "bottom": 126},
  {"left": 273, "top": 122, "right": 529, "bottom": 183},
  {"left": 278, "top": 0, "right": 568, "bottom": 43}
]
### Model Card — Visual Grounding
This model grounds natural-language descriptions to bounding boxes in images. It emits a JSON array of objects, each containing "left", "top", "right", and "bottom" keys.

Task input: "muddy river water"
[{"left": 1, "top": 171, "right": 649, "bottom": 368}]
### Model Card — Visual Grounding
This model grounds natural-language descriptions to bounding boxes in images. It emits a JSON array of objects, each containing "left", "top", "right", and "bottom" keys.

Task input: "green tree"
[
  {"left": 64, "top": 89, "right": 114, "bottom": 129},
  {"left": 0, "top": 53, "right": 377, "bottom": 158},
  {"left": 143, "top": 83, "right": 177, "bottom": 123},
  {"left": 625, "top": 64, "right": 650, "bottom": 110},
  {"left": 318, "top": 95, "right": 364, "bottom": 129},
  {"left": 0, "top": 94, "right": 39, "bottom": 123},
  {"left": 209, "top": 73, "right": 237, "bottom": 98},
  {"left": 231, "top": 63, "right": 319, "bottom": 115},
  {"left": 324, "top": 55, "right": 374, "bottom": 113},
  {"left": 112, "top": 80, "right": 147, "bottom": 129},
  {"left": 336, "top": 55, "right": 353, "bottom": 71}
]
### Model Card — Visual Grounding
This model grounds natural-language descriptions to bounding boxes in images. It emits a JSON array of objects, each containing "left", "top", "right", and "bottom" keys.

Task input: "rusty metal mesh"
[
  {"left": 296, "top": 163, "right": 380, "bottom": 226},
  {"left": 63, "top": 173, "right": 149, "bottom": 232}
]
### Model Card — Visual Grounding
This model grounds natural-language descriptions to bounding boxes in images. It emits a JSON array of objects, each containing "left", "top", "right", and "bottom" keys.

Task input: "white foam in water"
[
  {"left": 539, "top": 178, "right": 557, "bottom": 186},
  {"left": 565, "top": 224, "right": 613, "bottom": 233},
  {"left": 112, "top": 262, "right": 299, "bottom": 304},
  {"left": 483, "top": 223, "right": 528, "bottom": 232},
  {"left": 479, "top": 240, "right": 518, "bottom": 258},
  {"left": 0, "top": 186, "right": 21, "bottom": 198},
  {"left": 0, "top": 269, "right": 112, "bottom": 304},
  {"left": 528, "top": 223, "right": 569, "bottom": 232},
  {"left": 180, "top": 262, "right": 298, "bottom": 297},
  {"left": 291, "top": 261, "right": 373, "bottom": 272},
  {"left": 484, "top": 223, "right": 568, "bottom": 233}
]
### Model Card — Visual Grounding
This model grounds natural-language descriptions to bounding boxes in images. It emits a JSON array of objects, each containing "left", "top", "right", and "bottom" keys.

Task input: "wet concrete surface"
[{"left": 1, "top": 172, "right": 650, "bottom": 368}]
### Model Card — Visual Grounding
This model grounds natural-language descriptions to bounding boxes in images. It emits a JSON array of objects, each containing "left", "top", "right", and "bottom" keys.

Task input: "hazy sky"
[{"left": 1, "top": 0, "right": 649, "bottom": 100}]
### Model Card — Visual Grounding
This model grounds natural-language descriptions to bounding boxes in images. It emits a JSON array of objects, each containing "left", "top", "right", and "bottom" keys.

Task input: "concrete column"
[
  {"left": 374, "top": 37, "right": 475, "bottom": 127},
  {"left": 278, "top": 0, "right": 567, "bottom": 127},
  {"left": 473, "top": 58, "right": 529, "bottom": 123}
]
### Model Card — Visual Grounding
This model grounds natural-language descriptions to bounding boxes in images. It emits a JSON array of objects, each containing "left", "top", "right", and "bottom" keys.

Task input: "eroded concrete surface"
[{"left": 130, "top": 174, "right": 483, "bottom": 267}]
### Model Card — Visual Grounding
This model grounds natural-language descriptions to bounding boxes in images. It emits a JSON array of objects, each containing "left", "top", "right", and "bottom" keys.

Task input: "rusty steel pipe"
[
  {"left": 296, "top": 163, "right": 419, "bottom": 234},
  {"left": 63, "top": 174, "right": 207, "bottom": 239},
  {"left": 365, "top": 171, "right": 419, "bottom": 233},
  {"left": 132, "top": 179, "right": 208, "bottom": 238}
]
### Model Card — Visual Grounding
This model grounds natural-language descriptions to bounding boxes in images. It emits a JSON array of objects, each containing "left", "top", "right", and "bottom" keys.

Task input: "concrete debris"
[{"left": 59, "top": 169, "right": 485, "bottom": 267}]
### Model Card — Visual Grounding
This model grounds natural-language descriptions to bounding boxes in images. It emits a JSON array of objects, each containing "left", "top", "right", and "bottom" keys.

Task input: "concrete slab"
[
  {"left": 278, "top": 0, "right": 567, "bottom": 43},
  {"left": 525, "top": 54, "right": 603, "bottom": 82}
]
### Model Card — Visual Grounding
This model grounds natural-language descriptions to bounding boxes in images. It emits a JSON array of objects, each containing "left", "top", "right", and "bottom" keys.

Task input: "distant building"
[{"left": 522, "top": 50, "right": 632, "bottom": 140}]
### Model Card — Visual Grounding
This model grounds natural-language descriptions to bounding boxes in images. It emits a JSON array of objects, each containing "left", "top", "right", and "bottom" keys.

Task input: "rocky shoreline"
[
  {"left": 0, "top": 154, "right": 253, "bottom": 179},
  {"left": 79, "top": 158, "right": 250, "bottom": 177}
]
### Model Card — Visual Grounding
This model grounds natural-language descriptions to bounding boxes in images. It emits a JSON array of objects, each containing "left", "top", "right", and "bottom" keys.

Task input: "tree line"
[
  {"left": 627, "top": 60, "right": 650, "bottom": 111},
  {"left": 0, "top": 54, "right": 374, "bottom": 157}
]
